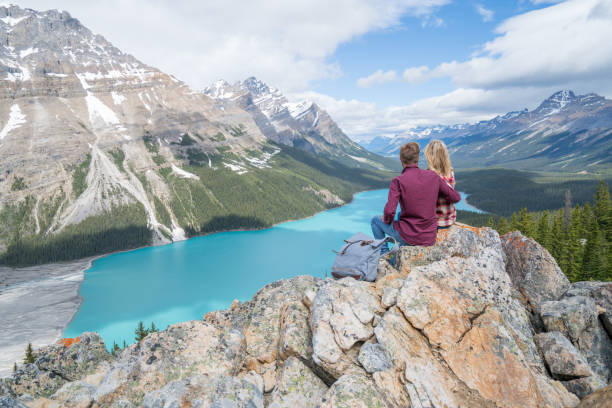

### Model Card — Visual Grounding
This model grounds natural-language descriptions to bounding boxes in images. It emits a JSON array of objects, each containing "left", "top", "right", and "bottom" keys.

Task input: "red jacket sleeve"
[
  {"left": 383, "top": 178, "right": 400, "bottom": 224},
  {"left": 438, "top": 176, "right": 461, "bottom": 203}
]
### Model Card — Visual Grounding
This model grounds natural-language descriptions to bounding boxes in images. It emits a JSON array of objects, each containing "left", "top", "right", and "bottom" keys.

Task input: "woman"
[{"left": 424, "top": 140, "right": 456, "bottom": 229}]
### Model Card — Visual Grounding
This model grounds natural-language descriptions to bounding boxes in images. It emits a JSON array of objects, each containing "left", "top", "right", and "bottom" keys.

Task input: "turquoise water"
[{"left": 64, "top": 190, "right": 482, "bottom": 346}]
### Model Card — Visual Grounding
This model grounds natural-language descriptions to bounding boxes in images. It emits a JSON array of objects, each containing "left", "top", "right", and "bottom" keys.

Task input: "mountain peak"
[
  {"left": 241, "top": 76, "right": 271, "bottom": 96},
  {"left": 534, "top": 90, "right": 578, "bottom": 115}
]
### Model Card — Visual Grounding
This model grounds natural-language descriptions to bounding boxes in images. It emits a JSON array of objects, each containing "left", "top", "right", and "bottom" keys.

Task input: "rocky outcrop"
[{"left": 3, "top": 226, "right": 611, "bottom": 407}]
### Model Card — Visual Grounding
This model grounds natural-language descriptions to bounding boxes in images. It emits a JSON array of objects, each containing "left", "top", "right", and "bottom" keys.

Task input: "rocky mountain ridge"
[
  {"left": 1, "top": 225, "right": 610, "bottom": 407},
  {"left": 203, "top": 77, "right": 397, "bottom": 171},
  {"left": 0, "top": 4, "right": 391, "bottom": 265},
  {"left": 364, "top": 90, "right": 612, "bottom": 172}
]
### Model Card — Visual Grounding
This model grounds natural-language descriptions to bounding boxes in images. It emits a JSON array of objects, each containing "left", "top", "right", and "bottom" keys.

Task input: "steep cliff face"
[{"left": 2, "top": 225, "right": 610, "bottom": 407}]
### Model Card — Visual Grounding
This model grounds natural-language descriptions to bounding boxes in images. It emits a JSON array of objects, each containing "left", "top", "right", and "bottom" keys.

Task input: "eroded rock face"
[
  {"left": 269, "top": 357, "right": 327, "bottom": 408},
  {"left": 502, "top": 231, "right": 570, "bottom": 313},
  {"left": 4, "top": 226, "right": 606, "bottom": 407},
  {"left": 535, "top": 332, "right": 593, "bottom": 380}
]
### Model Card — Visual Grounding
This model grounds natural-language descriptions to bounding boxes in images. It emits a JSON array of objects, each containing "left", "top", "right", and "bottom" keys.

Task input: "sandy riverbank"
[{"left": 0, "top": 259, "right": 93, "bottom": 377}]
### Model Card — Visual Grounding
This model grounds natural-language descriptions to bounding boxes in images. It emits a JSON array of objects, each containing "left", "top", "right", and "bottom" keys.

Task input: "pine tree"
[
  {"left": 24, "top": 343, "right": 35, "bottom": 364},
  {"left": 497, "top": 217, "right": 510, "bottom": 236},
  {"left": 594, "top": 181, "right": 611, "bottom": 240},
  {"left": 518, "top": 208, "right": 535, "bottom": 237},
  {"left": 552, "top": 213, "right": 567, "bottom": 270},
  {"left": 510, "top": 212, "right": 519, "bottom": 232},
  {"left": 536, "top": 211, "right": 552, "bottom": 253},
  {"left": 565, "top": 208, "right": 584, "bottom": 282},
  {"left": 13, "top": 362, "right": 17, "bottom": 373},
  {"left": 582, "top": 221, "right": 604, "bottom": 281},
  {"left": 135, "top": 321, "right": 148, "bottom": 342},
  {"left": 487, "top": 216, "right": 495, "bottom": 229},
  {"left": 123, "top": 340, "right": 127, "bottom": 349},
  {"left": 112, "top": 342, "right": 120, "bottom": 356},
  {"left": 149, "top": 322, "right": 158, "bottom": 333},
  {"left": 564, "top": 189, "right": 572, "bottom": 228}
]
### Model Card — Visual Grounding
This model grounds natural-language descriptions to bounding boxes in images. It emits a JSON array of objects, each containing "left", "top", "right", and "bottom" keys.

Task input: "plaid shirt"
[{"left": 436, "top": 171, "right": 457, "bottom": 227}]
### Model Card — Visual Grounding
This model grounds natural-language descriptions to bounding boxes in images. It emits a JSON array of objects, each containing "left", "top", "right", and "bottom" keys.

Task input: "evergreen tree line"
[{"left": 487, "top": 181, "right": 611, "bottom": 282}]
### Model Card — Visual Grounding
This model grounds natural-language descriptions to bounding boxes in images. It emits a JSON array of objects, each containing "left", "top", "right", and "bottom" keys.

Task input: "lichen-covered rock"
[
  {"left": 243, "top": 276, "right": 318, "bottom": 387},
  {"left": 357, "top": 343, "right": 392, "bottom": 374},
  {"left": 575, "top": 383, "right": 612, "bottom": 407},
  {"left": 541, "top": 296, "right": 612, "bottom": 381},
  {"left": 269, "top": 357, "right": 327, "bottom": 408},
  {"left": 534, "top": 331, "right": 593, "bottom": 380},
  {"left": 1, "top": 333, "right": 110, "bottom": 399},
  {"left": 564, "top": 281, "right": 612, "bottom": 338},
  {"left": 563, "top": 375, "right": 607, "bottom": 400},
  {"left": 501, "top": 231, "right": 570, "bottom": 320},
  {"left": 374, "top": 307, "right": 484, "bottom": 408},
  {"left": 141, "top": 374, "right": 264, "bottom": 408},
  {"left": 0, "top": 396, "right": 28, "bottom": 408},
  {"left": 278, "top": 301, "right": 312, "bottom": 361},
  {"left": 394, "top": 223, "right": 501, "bottom": 272},
  {"left": 310, "top": 278, "right": 382, "bottom": 378},
  {"left": 319, "top": 374, "right": 392, "bottom": 408},
  {"left": 442, "top": 308, "right": 544, "bottom": 408}
]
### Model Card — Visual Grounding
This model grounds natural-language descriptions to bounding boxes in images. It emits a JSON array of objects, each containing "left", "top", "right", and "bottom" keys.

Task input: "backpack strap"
[{"left": 386, "top": 236, "right": 400, "bottom": 254}]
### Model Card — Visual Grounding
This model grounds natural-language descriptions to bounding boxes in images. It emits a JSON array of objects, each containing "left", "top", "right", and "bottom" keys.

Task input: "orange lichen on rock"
[
  {"left": 456, "top": 223, "right": 484, "bottom": 236},
  {"left": 59, "top": 337, "right": 81, "bottom": 347},
  {"left": 436, "top": 229, "right": 450, "bottom": 243}
]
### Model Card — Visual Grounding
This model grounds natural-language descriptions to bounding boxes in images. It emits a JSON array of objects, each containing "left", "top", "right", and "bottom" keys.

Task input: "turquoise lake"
[{"left": 64, "top": 190, "right": 482, "bottom": 347}]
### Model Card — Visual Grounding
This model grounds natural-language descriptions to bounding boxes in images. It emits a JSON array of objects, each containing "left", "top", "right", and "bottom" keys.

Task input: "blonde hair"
[{"left": 424, "top": 140, "right": 452, "bottom": 178}]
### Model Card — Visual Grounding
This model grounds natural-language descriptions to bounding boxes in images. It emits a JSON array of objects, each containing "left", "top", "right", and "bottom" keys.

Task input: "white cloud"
[
  {"left": 402, "top": 65, "right": 430, "bottom": 83},
  {"left": 475, "top": 4, "right": 494, "bottom": 22},
  {"left": 357, "top": 69, "right": 399, "bottom": 88},
  {"left": 340, "top": 0, "right": 612, "bottom": 140},
  {"left": 15, "top": 0, "right": 449, "bottom": 92},
  {"left": 417, "top": 0, "right": 612, "bottom": 90},
  {"left": 294, "top": 87, "right": 554, "bottom": 140}
]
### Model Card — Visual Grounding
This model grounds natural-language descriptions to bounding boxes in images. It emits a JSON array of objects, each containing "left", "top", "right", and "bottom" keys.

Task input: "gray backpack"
[{"left": 331, "top": 232, "right": 399, "bottom": 282}]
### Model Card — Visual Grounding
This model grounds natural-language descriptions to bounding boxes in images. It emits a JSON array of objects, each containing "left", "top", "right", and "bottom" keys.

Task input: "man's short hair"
[{"left": 399, "top": 142, "right": 420, "bottom": 165}]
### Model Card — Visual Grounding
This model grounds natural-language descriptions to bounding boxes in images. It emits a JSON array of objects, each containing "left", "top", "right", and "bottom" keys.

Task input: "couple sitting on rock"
[{"left": 371, "top": 140, "right": 461, "bottom": 254}]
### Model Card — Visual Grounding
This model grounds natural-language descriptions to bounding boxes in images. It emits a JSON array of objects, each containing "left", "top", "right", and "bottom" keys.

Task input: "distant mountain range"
[
  {"left": 203, "top": 77, "right": 396, "bottom": 171},
  {"left": 363, "top": 90, "right": 612, "bottom": 173},
  {"left": 0, "top": 4, "right": 391, "bottom": 265}
]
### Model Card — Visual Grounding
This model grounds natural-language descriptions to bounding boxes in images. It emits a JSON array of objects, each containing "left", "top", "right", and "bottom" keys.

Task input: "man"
[{"left": 371, "top": 142, "right": 461, "bottom": 253}]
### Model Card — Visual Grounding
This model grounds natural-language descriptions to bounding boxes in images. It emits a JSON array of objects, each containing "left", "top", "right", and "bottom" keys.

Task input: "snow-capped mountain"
[
  {"left": 0, "top": 5, "right": 390, "bottom": 264},
  {"left": 363, "top": 90, "right": 612, "bottom": 172},
  {"left": 203, "top": 77, "right": 396, "bottom": 170}
]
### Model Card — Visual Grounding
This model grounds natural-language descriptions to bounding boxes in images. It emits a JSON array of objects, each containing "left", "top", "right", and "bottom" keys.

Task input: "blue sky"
[
  {"left": 315, "top": 1, "right": 551, "bottom": 107},
  {"left": 15, "top": 0, "right": 612, "bottom": 140}
]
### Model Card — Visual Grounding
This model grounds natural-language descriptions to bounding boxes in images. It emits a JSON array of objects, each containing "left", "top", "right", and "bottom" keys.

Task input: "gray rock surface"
[
  {"left": 357, "top": 344, "right": 392, "bottom": 374},
  {"left": 541, "top": 296, "right": 612, "bottom": 382},
  {"left": 269, "top": 357, "right": 327, "bottom": 408},
  {"left": 576, "top": 383, "right": 612, "bottom": 407},
  {"left": 563, "top": 375, "right": 607, "bottom": 400},
  {"left": 0, "top": 396, "right": 27, "bottom": 408},
  {"left": 501, "top": 231, "right": 570, "bottom": 321},
  {"left": 534, "top": 331, "right": 593, "bottom": 380}
]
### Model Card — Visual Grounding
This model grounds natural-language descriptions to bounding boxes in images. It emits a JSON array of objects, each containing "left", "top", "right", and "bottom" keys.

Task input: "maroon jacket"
[{"left": 383, "top": 164, "right": 461, "bottom": 246}]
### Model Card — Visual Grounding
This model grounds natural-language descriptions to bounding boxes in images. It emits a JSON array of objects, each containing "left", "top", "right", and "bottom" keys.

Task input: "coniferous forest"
[{"left": 460, "top": 181, "right": 611, "bottom": 282}]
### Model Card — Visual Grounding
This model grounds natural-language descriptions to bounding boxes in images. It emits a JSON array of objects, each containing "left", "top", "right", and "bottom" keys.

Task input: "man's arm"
[
  {"left": 438, "top": 176, "right": 461, "bottom": 204},
  {"left": 383, "top": 178, "right": 400, "bottom": 224}
]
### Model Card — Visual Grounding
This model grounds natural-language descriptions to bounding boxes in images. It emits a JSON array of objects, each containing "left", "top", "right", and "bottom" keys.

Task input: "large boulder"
[
  {"left": 564, "top": 281, "right": 612, "bottom": 339},
  {"left": 534, "top": 331, "right": 593, "bottom": 380},
  {"left": 501, "top": 231, "right": 570, "bottom": 321},
  {"left": 540, "top": 296, "right": 612, "bottom": 382}
]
